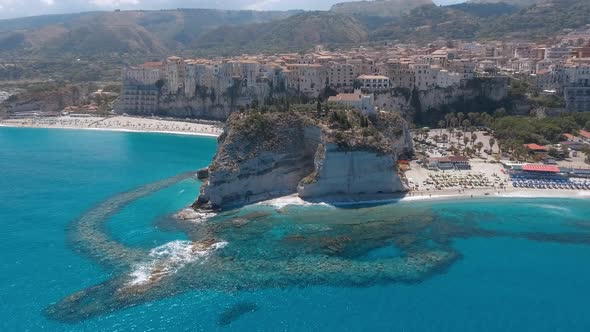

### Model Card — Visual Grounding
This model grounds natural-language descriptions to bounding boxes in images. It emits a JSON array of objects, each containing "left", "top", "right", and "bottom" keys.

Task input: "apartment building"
[
  {"left": 122, "top": 62, "right": 163, "bottom": 85},
  {"left": 357, "top": 75, "right": 391, "bottom": 91},
  {"left": 328, "top": 63, "right": 359, "bottom": 88}
]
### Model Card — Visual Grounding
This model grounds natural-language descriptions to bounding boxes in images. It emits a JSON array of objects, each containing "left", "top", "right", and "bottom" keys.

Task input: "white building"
[
  {"left": 328, "top": 63, "right": 359, "bottom": 89},
  {"left": 285, "top": 64, "right": 327, "bottom": 96},
  {"left": 437, "top": 70, "right": 461, "bottom": 88},
  {"left": 164, "top": 56, "right": 186, "bottom": 94},
  {"left": 328, "top": 90, "right": 375, "bottom": 115},
  {"left": 544, "top": 45, "right": 573, "bottom": 60},
  {"left": 409, "top": 64, "right": 438, "bottom": 91},
  {"left": 357, "top": 75, "right": 391, "bottom": 90},
  {"left": 122, "top": 62, "right": 163, "bottom": 85},
  {"left": 448, "top": 59, "right": 475, "bottom": 80}
]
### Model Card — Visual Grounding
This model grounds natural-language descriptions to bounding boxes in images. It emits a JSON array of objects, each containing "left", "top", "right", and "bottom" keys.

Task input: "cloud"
[
  {"left": 41, "top": 0, "right": 55, "bottom": 5},
  {"left": 246, "top": 0, "right": 281, "bottom": 11},
  {"left": 90, "top": 0, "right": 140, "bottom": 6}
]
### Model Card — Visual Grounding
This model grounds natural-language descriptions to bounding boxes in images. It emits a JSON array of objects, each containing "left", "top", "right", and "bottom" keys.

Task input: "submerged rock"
[{"left": 217, "top": 302, "right": 258, "bottom": 327}]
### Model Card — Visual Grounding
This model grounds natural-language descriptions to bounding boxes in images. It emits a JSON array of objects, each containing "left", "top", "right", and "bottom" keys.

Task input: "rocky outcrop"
[
  {"left": 374, "top": 77, "right": 509, "bottom": 115},
  {"left": 194, "top": 112, "right": 321, "bottom": 210},
  {"left": 297, "top": 144, "right": 407, "bottom": 198},
  {"left": 3, "top": 83, "right": 92, "bottom": 115},
  {"left": 194, "top": 110, "right": 413, "bottom": 211}
]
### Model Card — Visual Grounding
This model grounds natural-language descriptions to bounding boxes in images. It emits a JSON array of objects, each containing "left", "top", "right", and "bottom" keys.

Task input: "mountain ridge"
[
  {"left": 330, "top": 0, "right": 434, "bottom": 17},
  {"left": 0, "top": 0, "right": 589, "bottom": 58}
]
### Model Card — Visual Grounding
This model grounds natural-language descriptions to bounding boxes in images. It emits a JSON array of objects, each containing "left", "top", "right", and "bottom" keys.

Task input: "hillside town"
[
  {"left": 119, "top": 26, "right": 590, "bottom": 117},
  {"left": 4, "top": 27, "right": 590, "bottom": 198}
]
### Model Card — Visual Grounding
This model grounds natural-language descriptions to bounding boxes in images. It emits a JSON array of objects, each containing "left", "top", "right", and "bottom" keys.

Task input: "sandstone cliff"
[
  {"left": 374, "top": 77, "right": 509, "bottom": 116},
  {"left": 194, "top": 110, "right": 413, "bottom": 211},
  {"left": 3, "top": 83, "right": 92, "bottom": 115}
]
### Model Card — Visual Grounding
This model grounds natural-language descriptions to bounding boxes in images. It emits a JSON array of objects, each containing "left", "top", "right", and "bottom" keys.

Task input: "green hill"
[
  {"left": 330, "top": 0, "right": 434, "bottom": 17},
  {"left": 0, "top": 0, "right": 589, "bottom": 58},
  {"left": 0, "top": 9, "right": 297, "bottom": 57},
  {"left": 194, "top": 12, "right": 369, "bottom": 55},
  {"left": 468, "top": 0, "right": 547, "bottom": 7},
  {"left": 371, "top": 0, "right": 590, "bottom": 43}
]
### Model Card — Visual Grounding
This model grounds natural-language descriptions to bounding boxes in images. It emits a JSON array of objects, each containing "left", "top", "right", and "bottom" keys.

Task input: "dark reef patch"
[
  {"left": 217, "top": 302, "right": 258, "bottom": 327},
  {"left": 44, "top": 180, "right": 590, "bottom": 323}
]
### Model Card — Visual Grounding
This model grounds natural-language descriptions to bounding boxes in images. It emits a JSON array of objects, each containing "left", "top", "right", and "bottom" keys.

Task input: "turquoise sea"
[{"left": 2, "top": 127, "right": 590, "bottom": 331}]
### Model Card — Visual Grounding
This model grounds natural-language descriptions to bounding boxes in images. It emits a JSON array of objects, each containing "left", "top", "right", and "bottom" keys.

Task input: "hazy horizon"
[{"left": 0, "top": 0, "right": 465, "bottom": 20}]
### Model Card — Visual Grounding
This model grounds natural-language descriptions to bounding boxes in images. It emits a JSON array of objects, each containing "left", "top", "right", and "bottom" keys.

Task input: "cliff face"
[
  {"left": 297, "top": 143, "right": 407, "bottom": 199},
  {"left": 194, "top": 112, "right": 321, "bottom": 210},
  {"left": 195, "top": 110, "right": 413, "bottom": 210},
  {"left": 3, "top": 84, "right": 92, "bottom": 115},
  {"left": 374, "top": 77, "right": 509, "bottom": 114}
]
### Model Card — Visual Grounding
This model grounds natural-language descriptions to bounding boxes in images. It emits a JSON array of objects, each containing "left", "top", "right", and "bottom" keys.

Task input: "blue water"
[{"left": 2, "top": 127, "right": 590, "bottom": 331}]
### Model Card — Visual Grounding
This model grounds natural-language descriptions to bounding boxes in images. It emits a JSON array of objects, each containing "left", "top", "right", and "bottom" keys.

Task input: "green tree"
[
  {"left": 316, "top": 100, "right": 322, "bottom": 117},
  {"left": 456, "top": 131, "right": 463, "bottom": 144},
  {"left": 462, "top": 119, "right": 471, "bottom": 133},
  {"left": 494, "top": 107, "right": 507, "bottom": 118},
  {"left": 476, "top": 142, "right": 484, "bottom": 154},
  {"left": 457, "top": 112, "right": 465, "bottom": 125},
  {"left": 548, "top": 147, "right": 560, "bottom": 159}
]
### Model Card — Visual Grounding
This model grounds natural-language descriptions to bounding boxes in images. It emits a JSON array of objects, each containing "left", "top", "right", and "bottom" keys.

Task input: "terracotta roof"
[
  {"left": 524, "top": 143, "right": 548, "bottom": 151},
  {"left": 522, "top": 164, "right": 560, "bottom": 173},
  {"left": 328, "top": 93, "right": 362, "bottom": 102},
  {"left": 563, "top": 133, "right": 575, "bottom": 140},
  {"left": 448, "top": 156, "right": 470, "bottom": 163},
  {"left": 357, "top": 75, "right": 389, "bottom": 80},
  {"left": 142, "top": 62, "right": 162, "bottom": 68},
  {"left": 579, "top": 130, "right": 590, "bottom": 139}
]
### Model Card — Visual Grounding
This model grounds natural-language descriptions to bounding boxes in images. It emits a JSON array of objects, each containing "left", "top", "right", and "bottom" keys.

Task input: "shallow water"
[{"left": 2, "top": 127, "right": 590, "bottom": 331}]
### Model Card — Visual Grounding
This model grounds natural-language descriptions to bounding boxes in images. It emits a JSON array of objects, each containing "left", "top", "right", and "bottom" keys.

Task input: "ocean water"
[{"left": 2, "top": 127, "right": 590, "bottom": 331}]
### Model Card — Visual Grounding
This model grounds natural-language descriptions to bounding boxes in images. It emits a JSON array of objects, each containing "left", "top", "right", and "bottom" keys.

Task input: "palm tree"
[
  {"left": 456, "top": 132, "right": 463, "bottom": 145},
  {"left": 450, "top": 115, "right": 458, "bottom": 129},
  {"left": 476, "top": 142, "right": 484, "bottom": 154},
  {"left": 444, "top": 113, "right": 452, "bottom": 128},
  {"left": 468, "top": 112, "right": 479, "bottom": 127},
  {"left": 462, "top": 119, "right": 470, "bottom": 133},
  {"left": 463, "top": 136, "right": 470, "bottom": 148},
  {"left": 457, "top": 112, "right": 465, "bottom": 126},
  {"left": 471, "top": 133, "right": 477, "bottom": 146},
  {"left": 463, "top": 147, "right": 470, "bottom": 156}
]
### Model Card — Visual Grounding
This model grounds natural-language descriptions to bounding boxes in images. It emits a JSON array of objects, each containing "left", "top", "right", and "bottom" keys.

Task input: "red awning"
[
  {"left": 522, "top": 164, "right": 560, "bottom": 173},
  {"left": 524, "top": 143, "right": 548, "bottom": 151}
]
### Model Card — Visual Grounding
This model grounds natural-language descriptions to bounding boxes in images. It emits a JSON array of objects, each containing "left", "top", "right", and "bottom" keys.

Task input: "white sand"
[
  {"left": 255, "top": 187, "right": 590, "bottom": 210},
  {"left": 0, "top": 115, "right": 223, "bottom": 137}
]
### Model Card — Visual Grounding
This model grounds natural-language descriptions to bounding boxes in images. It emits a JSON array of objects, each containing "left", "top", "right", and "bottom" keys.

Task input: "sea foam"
[{"left": 128, "top": 240, "right": 227, "bottom": 287}]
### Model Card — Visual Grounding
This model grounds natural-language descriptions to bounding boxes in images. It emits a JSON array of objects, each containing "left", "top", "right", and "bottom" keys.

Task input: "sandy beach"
[
  {"left": 0, "top": 115, "right": 223, "bottom": 137},
  {"left": 257, "top": 188, "right": 590, "bottom": 210}
]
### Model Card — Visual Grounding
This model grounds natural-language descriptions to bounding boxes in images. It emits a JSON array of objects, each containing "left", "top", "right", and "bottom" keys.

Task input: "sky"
[{"left": 0, "top": 0, "right": 466, "bottom": 20}]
